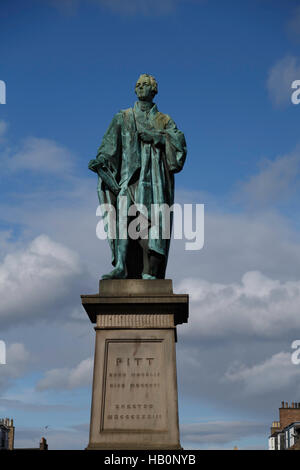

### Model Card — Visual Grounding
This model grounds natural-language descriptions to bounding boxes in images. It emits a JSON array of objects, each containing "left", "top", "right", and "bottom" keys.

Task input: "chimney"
[
  {"left": 7, "top": 419, "right": 15, "bottom": 450},
  {"left": 39, "top": 437, "right": 48, "bottom": 450},
  {"left": 279, "top": 401, "right": 300, "bottom": 429},
  {"left": 270, "top": 421, "right": 281, "bottom": 435}
]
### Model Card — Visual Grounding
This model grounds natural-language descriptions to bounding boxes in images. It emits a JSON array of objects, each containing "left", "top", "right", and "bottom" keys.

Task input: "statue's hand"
[
  {"left": 138, "top": 131, "right": 154, "bottom": 144},
  {"left": 153, "top": 132, "right": 165, "bottom": 147},
  {"left": 139, "top": 131, "right": 165, "bottom": 147}
]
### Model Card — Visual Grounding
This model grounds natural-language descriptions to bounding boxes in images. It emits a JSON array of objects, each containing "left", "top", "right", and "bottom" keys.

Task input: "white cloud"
[
  {"left": 0, "top": 231, "right": 15, "bottom": 258},
  {"left": 7, "top": 342, "right": 30, "bottom": 364},
  {"left": 0, "top": 343, "right": 30, "bottom": 391},
  {"left": 36, "top": 357, "right": 93, "bottom": 390},
  {"left": 177, "top": 270, "right": 300, "bottom": 339},
  {"left": 267, "top": 55, "right": 300, "bottom": 107},
  {"left": 237, "top": 149, "right": 300, "bottom": 207},
  {"left": 7, "top": 137, "right": 75, "bottom": 174},
  {"left": 0, "top": 120, "right": 8, "bottom": 141},
  {"left": 0, "top": 235, "right": 84, "bottom": 327},
  {"left": 224, "top": 352, "right": 300, "bottom": 396}
]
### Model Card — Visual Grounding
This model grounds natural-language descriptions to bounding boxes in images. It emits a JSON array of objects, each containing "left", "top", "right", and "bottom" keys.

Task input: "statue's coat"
[{"left": 91, "top": 102, "right": 187, "bottom": 275}]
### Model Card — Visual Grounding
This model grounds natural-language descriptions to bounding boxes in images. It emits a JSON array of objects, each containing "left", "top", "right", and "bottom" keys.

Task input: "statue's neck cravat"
[{"left": 136, "top": 100, "right": 154, "bottom": 113}]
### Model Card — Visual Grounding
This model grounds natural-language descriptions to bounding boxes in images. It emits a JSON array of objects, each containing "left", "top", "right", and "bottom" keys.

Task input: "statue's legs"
[
  {"left": 101, "top": 189, "right": 167, "bottom": 280},
  {"left": 149, "top": 251, "right": 165, "bottom": 278},
  {"left": 102, "top": 234, "right": 165, "bottom": 280},
  {"left": 138, "top": 239, "right": 165, "bottom": 279},
  {"left": 101, "top": 238, "right": 129, "bottom": 279}
]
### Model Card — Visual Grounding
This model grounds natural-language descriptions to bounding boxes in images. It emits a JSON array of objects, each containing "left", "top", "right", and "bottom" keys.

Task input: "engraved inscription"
[{"left": 101, "top": 340, "right": 167, "bottom": 431}]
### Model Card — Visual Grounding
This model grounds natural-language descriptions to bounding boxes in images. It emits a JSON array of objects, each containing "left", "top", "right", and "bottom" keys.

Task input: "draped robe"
[{"left": 90, "top": 101, "right": 187, "bottom": 277}]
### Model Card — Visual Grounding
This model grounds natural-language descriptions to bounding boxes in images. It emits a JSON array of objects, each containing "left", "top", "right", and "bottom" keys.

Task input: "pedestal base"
[{"left": 81, "top": 280, "right": 188, "bottom": 450}]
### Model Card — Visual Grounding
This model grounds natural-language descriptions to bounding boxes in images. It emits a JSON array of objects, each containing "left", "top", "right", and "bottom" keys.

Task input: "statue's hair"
[{"left": 135, "top": 74, "right": 158, "bottom": 96}]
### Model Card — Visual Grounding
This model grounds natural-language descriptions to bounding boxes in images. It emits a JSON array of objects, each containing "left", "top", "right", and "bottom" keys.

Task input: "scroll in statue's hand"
[
  {"left": 89, "top": 158, "right": 121, "bottom": 196},
  {"left": 88, "top": 159, "right": 99, "bottom": 172}
]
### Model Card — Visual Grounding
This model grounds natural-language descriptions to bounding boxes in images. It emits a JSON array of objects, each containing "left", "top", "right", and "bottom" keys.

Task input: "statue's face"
[{"left": 135, "top": 76, "right": 153, "bottom": 102}]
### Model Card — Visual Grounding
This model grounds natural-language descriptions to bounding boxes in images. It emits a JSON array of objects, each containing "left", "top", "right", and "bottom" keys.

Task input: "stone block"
[{"left": 81, "top": 279, "right": 188, "bottom": 450}]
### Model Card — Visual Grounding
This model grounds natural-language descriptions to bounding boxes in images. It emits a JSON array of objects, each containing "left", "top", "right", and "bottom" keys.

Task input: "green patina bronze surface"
[{"left": 89, "top": 74, "right": 187, "bottom": 280}]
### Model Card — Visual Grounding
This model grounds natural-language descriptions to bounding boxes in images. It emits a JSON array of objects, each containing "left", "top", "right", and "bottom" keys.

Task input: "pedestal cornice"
[{"left": 81, "top": 279, "right": 189, "bottom": 325}]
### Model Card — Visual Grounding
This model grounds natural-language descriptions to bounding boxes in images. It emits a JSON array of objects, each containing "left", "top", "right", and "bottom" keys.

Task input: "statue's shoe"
[
  {"left": 142, "top": 273, "right": 157, "bottom": 280},
  {"left": 101, "top": 267, "right": 126, "bottom": 280}
]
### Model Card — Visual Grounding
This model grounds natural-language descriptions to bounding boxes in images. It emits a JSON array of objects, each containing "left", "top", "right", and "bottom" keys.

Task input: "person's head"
[{"left": 135, "top": 74, "right": 158, "bottom": 102}]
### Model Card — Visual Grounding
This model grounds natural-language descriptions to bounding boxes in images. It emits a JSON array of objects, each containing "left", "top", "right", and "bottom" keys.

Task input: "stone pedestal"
[{"left": 81, "top": 279, "right": 188, "bottom": 450}]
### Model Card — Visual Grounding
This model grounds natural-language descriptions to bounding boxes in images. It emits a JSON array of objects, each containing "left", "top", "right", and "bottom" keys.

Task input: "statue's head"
[{"left": 135, "top": 74, "right": 158, "bottom": 102}]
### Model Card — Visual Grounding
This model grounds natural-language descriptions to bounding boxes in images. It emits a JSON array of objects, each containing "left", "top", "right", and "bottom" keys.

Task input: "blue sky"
[{"left": 1, "top": 0, "right": 300, "bottom": 450}]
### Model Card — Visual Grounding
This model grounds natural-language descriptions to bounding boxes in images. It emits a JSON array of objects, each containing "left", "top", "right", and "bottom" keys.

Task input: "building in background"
[
  {"left": 269, "top": 402, "right": 300, "bottom": 450},
  {"left": 0, "top": 418, "right": 14, "bottom": 450},
  {"left": 0, "top": 418, "right": 48, "bottom": 450}
]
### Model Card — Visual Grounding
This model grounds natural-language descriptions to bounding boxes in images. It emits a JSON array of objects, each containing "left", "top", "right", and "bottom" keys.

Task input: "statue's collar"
[{"left": 134, "top": 101, "right": 158, "bottom": 116}]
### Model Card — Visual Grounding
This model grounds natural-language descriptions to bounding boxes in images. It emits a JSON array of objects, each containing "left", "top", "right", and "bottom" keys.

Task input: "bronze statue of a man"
[{"left": 89, "top": 74, "right": 187, "bottom": 280}]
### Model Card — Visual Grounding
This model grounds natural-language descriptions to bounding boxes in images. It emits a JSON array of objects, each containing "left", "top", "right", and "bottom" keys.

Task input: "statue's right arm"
[{"left": 88, "top": 113, "right": 122, "bottom": 174}]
